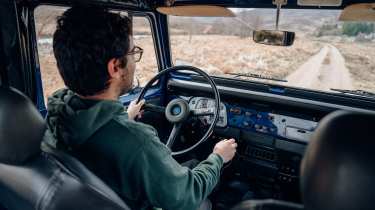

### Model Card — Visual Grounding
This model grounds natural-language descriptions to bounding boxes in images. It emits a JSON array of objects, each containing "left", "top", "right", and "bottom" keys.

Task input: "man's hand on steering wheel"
[{"left": 127, "top": 99, "right": 145, "bottom": 120}]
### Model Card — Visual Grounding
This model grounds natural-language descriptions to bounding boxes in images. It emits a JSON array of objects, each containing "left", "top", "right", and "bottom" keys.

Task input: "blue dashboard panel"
[
  {"left": 225, "top": 103, "right": 319, "bottom": 143},
  {"left": 188, "top": 97, "right": 319, "bottom": 143},
  {"left": 227, "top": 105, "right": 279, "bottom": 137}
]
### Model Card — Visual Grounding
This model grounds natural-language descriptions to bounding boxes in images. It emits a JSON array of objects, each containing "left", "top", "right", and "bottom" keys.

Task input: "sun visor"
[
  {"left": 156, "top": 6, "right": 235, "bottom": 17},
  {"left": 339, "top": 3, "right": 375, "bottom": 21},
  {"left": 297, "top": 0, "right": 342, "bottom": 6}
]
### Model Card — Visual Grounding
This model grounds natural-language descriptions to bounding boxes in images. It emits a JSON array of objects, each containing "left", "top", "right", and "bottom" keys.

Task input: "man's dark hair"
[{"left": 53, "top": 6, "right": 132, "bottom": 96}]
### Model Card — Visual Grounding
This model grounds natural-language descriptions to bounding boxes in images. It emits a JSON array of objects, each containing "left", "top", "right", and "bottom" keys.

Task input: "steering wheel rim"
[{"left": 136, "top": 65, "right": 221, "bottom": 156}]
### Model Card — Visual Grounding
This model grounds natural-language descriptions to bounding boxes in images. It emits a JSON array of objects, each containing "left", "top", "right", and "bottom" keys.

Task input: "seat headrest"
[
  {"left": 301, "top": 110, "right": 375, "bottom": 210},
  {"left": 0, "top": 87, "right": 46, "bottom": 164}
]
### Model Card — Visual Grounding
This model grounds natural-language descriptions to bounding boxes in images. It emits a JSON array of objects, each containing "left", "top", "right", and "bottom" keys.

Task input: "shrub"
[{"left": 342, "top": 22, "right": 375, "bottom": 36}]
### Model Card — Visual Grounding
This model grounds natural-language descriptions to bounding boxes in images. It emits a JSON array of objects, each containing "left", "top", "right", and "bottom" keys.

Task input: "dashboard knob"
[
  {"left": 243, "top": 121, "right": 252, "bottom": 128},
  {"left": 245, "top": 112, "right": 252, "bottom": 116},
  {"left": 230, "top": 107, "right": 242, "bottom": 115}
]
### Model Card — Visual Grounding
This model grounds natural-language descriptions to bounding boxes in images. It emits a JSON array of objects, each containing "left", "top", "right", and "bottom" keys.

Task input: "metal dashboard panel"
[
  {"left": 227, "top": 105, "right": 318, "bottom": 143},
  {"left": 269, "top": 114, "right": 318, "bottom": 143},
  {"left": 188, "top": 97, "right": 319, "bottom": 143}
]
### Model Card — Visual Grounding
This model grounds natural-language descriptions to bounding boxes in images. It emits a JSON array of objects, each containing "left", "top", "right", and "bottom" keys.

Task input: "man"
[{"left": 47, "top": 6, "right": 237, "bottom": 210}]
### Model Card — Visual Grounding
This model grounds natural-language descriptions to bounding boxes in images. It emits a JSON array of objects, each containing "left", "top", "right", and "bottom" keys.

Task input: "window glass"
[
  {"left": 35, "top": 6, "right": 158, "bottom": 103},
  {"left": 169, "top": 9, "right": 375, "bottom": 94}
]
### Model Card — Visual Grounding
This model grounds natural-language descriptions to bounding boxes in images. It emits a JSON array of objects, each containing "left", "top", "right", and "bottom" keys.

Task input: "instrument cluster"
[{"left": 189, "top": 97, "right": 228, "bottom": 127}]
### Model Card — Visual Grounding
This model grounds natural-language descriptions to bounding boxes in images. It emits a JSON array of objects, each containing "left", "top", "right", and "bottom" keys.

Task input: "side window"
[
  {"left": 132, "top": 16, "right": 159, "bottom": 86},
  {"left": 34, "top": 6, "right": 158, "bottom": 103}
]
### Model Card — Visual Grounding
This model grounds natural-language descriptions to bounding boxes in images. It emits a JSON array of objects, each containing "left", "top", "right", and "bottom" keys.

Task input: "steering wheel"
[{"left": 136, "top": 65, "right": 221, "bottom": 156}]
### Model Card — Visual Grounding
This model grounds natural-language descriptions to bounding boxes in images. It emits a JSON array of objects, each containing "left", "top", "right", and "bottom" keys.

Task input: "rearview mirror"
[{"left": 253, "top": 30, "right": 295, "bottom": 46}]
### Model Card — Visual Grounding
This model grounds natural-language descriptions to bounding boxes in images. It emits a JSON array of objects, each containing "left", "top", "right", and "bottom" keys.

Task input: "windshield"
[{"left": 169, "top": 9, "right": 375, "bottom": 94}]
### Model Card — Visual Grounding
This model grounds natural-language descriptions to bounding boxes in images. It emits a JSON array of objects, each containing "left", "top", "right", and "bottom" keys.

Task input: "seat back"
[
  {"left": 0, "top": 87, "right": 130, "bottom": 210},
  {"left": 301, "top": 110, "right": 375, "bottom": 210}
]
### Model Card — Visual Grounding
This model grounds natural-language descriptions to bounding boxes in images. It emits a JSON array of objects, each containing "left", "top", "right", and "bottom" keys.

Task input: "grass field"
[{"left": 38, "top": 34, "right": 375, "bottom": 102}]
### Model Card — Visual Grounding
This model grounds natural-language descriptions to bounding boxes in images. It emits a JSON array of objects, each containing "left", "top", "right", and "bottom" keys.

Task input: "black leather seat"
[
  {"left": 0, "top": 87, "right": 130, "bottom": 210},
  {"left": 233, "top": 110, "right": 375, "bottom": 210},
  {"left": 301, "top": 110, "right": 375, "bottom": 210}
]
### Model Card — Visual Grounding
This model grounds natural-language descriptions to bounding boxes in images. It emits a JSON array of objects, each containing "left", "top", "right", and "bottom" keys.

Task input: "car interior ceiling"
[{"left": 1, "top": 1, "right": 375, "bottom": 210}]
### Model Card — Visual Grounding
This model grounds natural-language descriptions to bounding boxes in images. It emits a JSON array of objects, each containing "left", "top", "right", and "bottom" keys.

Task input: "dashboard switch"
[
  {"left": 230, "top": 107, "right": 242, "bottom": 115},
  {"left": 243, "top": 121, "right": 252, "bottom": 128}
]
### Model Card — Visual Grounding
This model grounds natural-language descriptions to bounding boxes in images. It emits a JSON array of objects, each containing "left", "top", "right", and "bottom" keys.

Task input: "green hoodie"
[{"left": 46, "top": 89, "right": 223, "bottom": 210}]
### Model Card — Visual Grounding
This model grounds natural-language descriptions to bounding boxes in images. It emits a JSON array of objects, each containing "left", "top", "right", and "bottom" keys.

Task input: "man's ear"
[{"left": 107, "top": 58, "right": 122, "bottom": 79}]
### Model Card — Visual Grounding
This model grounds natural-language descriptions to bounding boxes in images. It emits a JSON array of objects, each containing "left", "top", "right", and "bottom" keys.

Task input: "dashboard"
[
  {"left": 167, "top": 77, "right": 375, "bottom": 204},
  {"left": 188, "top": 97, "right": 318, "bottom": 143},
  {"left": 186, "top": 96, "right": 320, "bottom": 202}
]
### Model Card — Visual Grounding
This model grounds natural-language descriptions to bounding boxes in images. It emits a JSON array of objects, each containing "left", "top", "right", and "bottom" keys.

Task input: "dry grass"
[
  {"left": 38, "top": 35, "right": 158, "bottom": 101},
  {"left": 38, "top": 35, "right": 375, "bottom": 102},
  {"left": 38, "top": 52, "right": 64, "bottom": 99},
  {"left": 171, "top": 35, "right": 322, "bottom": 79},
  {"left": 334, "top": 42, "right": 375, "bottom": 92}
]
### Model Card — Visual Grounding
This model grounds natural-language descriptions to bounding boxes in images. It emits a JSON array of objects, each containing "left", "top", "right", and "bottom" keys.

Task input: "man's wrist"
[{"left": 211, "top": 153, "right": 224, "bottom": 166}]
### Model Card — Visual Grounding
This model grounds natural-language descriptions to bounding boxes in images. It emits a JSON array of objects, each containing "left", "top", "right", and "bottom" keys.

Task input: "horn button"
[{"left": 165, "top": 99, "right": 190, "bottom": 123}]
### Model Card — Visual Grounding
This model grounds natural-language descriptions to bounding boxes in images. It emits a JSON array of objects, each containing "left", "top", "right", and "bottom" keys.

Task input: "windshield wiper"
[
  {"left": 331, "top": 88, "right": 375, "bottom": 98},
  {"left": 226, "top": 72, "right": 288, "bottom": 82}
]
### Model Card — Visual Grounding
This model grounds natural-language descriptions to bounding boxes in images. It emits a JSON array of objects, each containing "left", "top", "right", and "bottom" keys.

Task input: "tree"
[{"left": 342, "top": 22, "right": 375, "bottom": 36}]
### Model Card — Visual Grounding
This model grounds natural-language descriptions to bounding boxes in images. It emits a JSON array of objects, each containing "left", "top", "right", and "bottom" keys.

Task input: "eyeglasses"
[{"left": 126, "top": 46, "right": 143, "bottom": 63}]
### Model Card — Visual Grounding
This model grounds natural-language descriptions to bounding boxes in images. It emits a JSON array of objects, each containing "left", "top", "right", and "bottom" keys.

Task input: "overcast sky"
[{"left": 229, "top": 8, "right": 255, "bottom": 13}]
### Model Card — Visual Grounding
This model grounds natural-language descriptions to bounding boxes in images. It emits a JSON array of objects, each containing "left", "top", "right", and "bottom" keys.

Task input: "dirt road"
[{"left": 286, "top": 45, "right": 353, "bottom": 91}]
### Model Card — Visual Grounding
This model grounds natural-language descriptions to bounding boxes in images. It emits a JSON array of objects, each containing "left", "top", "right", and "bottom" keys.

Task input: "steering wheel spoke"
[
  {"left": 143, "top": 103, "right": 165, "bottom": 113},
  {"left": 166, "top": 123, "right": 183, "bottom": 149}
]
